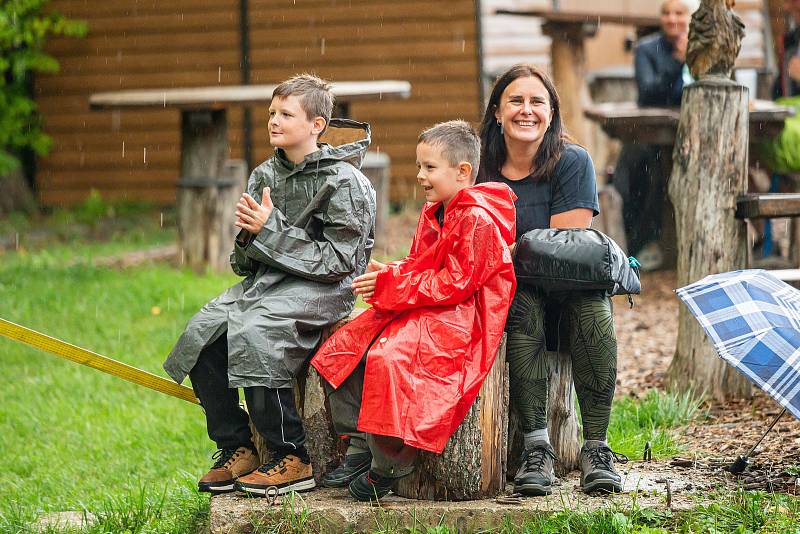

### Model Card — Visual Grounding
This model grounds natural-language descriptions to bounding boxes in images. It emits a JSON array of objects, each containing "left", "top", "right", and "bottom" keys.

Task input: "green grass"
[
  {"left": 0, "top": 216, "right": 237, "bottom": 533},
  {"left": 607, "top": 388, "right": 704, "bottom": 460},
  {"left": 0, "top": 208, "right": 791, "bottom": 534}
]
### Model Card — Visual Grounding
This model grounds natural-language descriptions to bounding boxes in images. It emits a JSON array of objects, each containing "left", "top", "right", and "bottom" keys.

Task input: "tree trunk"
[
  {"left": 0, "top": 167, "right": 37, "bottom": 216},
  {"left": 393, "top": 336, "right": 509, "bottom": 500},
  {"left": 667, "top": 79, "right": 752, "bottom": 401},
  {"left": 595, "top": 185, "right": 628, "bottom": 253}
]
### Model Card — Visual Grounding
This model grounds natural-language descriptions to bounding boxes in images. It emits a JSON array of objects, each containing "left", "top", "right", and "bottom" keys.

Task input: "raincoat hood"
[
  {"left": 431, "top": 182, "right": 517, "bottom": 247},
  {"left": 312, "top": 183, "right": 516, "bottom": 453},
  {"left": 273, "top": 118, "right": 371, "bottom": 172}
]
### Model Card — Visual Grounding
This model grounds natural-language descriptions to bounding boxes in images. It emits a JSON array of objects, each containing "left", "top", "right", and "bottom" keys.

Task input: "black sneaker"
[
  {"left": 513, "top": 441, "right": 557, "bottom": 496},
  {"left": 580, "top": 440, "right": 629, "bottom": 494},
  {"left": 321, "top": 452, "right": 372, "bottom": 488},
  {"left": 348, "top": 469, "right": 398, "bottom": 501}
]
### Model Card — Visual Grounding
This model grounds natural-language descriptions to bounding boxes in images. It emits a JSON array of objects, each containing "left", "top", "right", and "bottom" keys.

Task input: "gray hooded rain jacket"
[{"left": 164, "top": 119, "right": 376, "bottom": 389}]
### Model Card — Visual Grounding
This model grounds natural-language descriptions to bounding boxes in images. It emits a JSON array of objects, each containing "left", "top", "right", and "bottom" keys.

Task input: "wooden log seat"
[
  {"left": 250, "top": 313, "right": 512, "bottom": 498},
  {"left": 393, "top": 335, "right": 509, "bottom": 501}
]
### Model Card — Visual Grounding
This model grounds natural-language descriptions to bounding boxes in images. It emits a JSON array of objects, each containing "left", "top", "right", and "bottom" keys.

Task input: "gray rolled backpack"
[{"left": 513, "top": 228, "right": 641, "bottom": 302}]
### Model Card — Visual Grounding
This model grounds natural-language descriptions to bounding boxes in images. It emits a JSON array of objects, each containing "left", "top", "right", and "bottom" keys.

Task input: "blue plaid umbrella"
[
  {"left": 676, "top": 269, "right": 800, "bottom": 421},
  {"left": 676, "top": 269, "right": 800, "bottom": 472}
]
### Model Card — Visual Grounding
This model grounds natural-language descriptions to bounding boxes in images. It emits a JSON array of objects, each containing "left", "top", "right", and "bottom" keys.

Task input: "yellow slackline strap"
[{"left": 0, "top": 317, "right": 198, "bottom": 404}]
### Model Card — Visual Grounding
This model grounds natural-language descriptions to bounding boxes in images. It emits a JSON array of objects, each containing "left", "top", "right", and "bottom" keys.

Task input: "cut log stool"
[{"left": 393, "top": 336, "right": 509, "bottom": 501}]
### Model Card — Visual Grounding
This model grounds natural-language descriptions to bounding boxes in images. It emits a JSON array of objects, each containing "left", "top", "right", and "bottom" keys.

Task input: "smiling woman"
[{"left": 478, "top": 64, "right": 624, "bottom": 497}]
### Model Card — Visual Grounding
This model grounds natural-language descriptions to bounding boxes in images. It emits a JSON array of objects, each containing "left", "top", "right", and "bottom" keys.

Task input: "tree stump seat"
[{"left": 251, "top": 309, "right": 580, "bottom": 499}]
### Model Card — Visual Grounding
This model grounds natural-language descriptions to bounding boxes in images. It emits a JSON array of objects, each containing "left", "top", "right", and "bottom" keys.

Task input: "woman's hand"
[{"left": 352, "top": 259, "right": 386, "bottom": 300}]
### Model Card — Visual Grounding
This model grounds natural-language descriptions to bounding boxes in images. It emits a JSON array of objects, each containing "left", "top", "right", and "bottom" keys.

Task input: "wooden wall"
[{"left": 36, "top": 0, "right": 481, "bottom": 206}]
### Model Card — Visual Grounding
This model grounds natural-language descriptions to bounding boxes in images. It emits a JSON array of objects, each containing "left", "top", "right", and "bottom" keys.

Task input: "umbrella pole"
[
  {"left": 745, "top": 408, "right": 786, "bottom": 457},
  {"left": 727, "top": 408, "right": 787, "bottom": 474}
]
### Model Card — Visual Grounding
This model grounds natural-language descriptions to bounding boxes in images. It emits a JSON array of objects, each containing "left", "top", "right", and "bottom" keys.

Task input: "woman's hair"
[
  {"left": 661, "top": 0, "right": 699, "bottom": 14},
  {"left": 477, "top": 64, "right": 568, "bottom": 183}
]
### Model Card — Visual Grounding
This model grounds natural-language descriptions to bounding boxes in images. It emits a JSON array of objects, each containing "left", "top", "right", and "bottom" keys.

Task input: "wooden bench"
[
  {"left": 89, "top": 81, "right": 411, "bottom": 273},
  {"left": 736, "top": 193, "right": 800, "bottom": 284}
]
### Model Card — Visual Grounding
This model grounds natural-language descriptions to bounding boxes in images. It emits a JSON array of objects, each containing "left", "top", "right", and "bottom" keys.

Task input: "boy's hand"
[
  {"left": 235, "top": 188, "right": 273, "bottom": 234},
  {"left": 352, "top": 260, "right": 386, "bottom": 300},
  {"left": 366, "top": 259, "right": 386, "bottom": 272}
]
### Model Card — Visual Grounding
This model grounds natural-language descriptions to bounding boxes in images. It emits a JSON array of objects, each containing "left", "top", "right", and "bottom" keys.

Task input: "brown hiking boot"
[
  {"left": 198, "top": 446, "right": 260, "bottom": 494},
  {"left": 236, "top": 452, "right": 316, "bottom": 496}
]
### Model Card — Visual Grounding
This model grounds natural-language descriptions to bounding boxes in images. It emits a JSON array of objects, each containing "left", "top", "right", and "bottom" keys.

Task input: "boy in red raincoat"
[{"left": 311, "top": 120, "right": 517, "bottom": 500}]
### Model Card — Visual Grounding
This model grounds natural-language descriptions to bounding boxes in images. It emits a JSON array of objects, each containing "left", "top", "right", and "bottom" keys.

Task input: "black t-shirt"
[{"left": 495, "top": 144, "right": 600, "bottom": 241}]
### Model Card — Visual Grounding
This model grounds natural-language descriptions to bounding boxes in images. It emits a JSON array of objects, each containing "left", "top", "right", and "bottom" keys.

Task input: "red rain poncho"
[{"left": 311, "top": 182, "right": 517, "bottom": 453}]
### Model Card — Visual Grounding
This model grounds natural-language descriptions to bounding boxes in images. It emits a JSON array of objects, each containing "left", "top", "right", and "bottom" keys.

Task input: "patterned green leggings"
[{"left": 505, "top": 286, "right": 618, "bottom": 441}]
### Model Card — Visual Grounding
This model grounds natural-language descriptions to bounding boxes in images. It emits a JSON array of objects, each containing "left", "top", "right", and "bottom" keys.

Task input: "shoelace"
[
  {"left": 257, "top": 454, "right": 288, "bottom": 474},
  {"left": 586, "top": 446, "right": 629, "bottom": 471},
  {"left": 211, "top": 447, "right": 240, "bottom": 470},
  {"left": 522, "top": 445, "right": 557, "bottom": 473}
]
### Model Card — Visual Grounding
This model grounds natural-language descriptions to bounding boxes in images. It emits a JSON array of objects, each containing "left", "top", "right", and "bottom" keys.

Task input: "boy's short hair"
[
  {"left": 272, "top": 74, "right": 334, "bottom": 133},
  {"left": 418, "top": 120, "right": 481, "bottom": 182}
]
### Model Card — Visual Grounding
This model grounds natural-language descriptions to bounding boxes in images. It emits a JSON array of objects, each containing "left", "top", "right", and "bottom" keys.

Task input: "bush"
[{"left": 0, "top": 0, "right": 86, "bottom": 174}]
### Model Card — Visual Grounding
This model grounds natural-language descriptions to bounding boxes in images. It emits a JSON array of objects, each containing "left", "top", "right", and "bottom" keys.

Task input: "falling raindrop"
[
  {"left": 218, "top": 67, "right": 222, "bottom": 83},
  {"left": 413, "top": 187, "right": 417, "bottom": 200},
  {"left": 15, "top": 233, "right": 19, "bottom": 250},
  {"left": 181, "top": 293, "right": 185, "bottom": 310},
  {"left": 163, "top": 92, "right": 166, "bottom": 107},
  {"left": 118, "top": 329, "right": 121, "bottom": 342},
  {"left": 143, "top": 147, "right": 147, "bottom": 164},
  {"left": 461, "top": 39, "right": 465, "bottom": 53},
  {"left": 122, "top": 141, "right": 125, "bottom": 158},
  {"left": 160, "top": 212, "right": 164, "bottom": 227},
  {"left": 320, "top": 38, "right": 326, "bottom": 55}
]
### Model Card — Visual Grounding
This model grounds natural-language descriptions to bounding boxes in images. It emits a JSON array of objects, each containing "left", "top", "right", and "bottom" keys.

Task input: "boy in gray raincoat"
[{"left": 163, "top": 74, "right": 376, "bottom": 497}]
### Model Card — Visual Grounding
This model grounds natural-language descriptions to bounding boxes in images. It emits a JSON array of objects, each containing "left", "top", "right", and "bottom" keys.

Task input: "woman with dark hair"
[{"left": 478, "top": 64, "right": 625, "bottom": 496}]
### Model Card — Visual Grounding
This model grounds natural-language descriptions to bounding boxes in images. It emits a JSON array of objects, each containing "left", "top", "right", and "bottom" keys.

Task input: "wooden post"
[
  {"left": 176, "top": 109, "right": 242, "bottom": 272},
  {"left": 542, "top": 20, "right": 594, "bottom": 151},
  {"left": 393, "top": 337, "right": 509, "bottom": 500},
  {"left": 667, "top": 79, "right": 752, "bottom": 401}
]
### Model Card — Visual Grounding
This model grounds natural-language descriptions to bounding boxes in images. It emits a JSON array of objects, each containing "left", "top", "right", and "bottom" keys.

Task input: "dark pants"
[
  {"left": 614, "top": 143, "right": 666, "bottom": 256},
  {"left": 505, "top": 287, "right": 618, "bottom": 441},
  {"left": 326, "top": 357, "right": 417, "bottom": 477},
  {"left": 189, "top": 333, "right": 305, "bottom": 455}
]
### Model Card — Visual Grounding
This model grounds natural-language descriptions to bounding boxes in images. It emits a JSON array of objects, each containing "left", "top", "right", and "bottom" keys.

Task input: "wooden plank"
[
  {"left": 39, "top": 79, "right": 477, "bottom": 115},
  {"left": 736, "top": 194, "right": 800, "bottom": 220},
  {"left": 495, "top": 8, "right": 659, "bottom": 27},
  {"left": 52, "top": 38, "right": 470, "bottom": 76},
  {"left": 88, "top": 81, "right": 411, "bottom": 110},
  {"left": 40, "top": 187, "right": 176, "bottom": 206},
  {"left": 47, "top": 23, "right": 476, "bottom": 58},
  {"left": 36, "top": 59, "right": 477, "bottom": 96}
]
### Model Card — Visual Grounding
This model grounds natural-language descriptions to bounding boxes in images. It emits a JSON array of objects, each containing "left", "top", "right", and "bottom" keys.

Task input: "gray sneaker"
[
  {"left": 580, "top": 440, "right": 629, "bottom": 493},
  {"left": 513, "top": 441, "right": 556, "bottom": 496}
]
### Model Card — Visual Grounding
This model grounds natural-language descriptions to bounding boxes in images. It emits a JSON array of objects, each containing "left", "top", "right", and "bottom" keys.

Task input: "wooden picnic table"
[
  {"left": 584, "top": 100, "right": 795, "bottom": 145},
  {"left": 89, "top": 80, "right": 411, "bottom": 272},
  {"left": 586, "top": 99, "right": 795, "bottom": 268}
]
